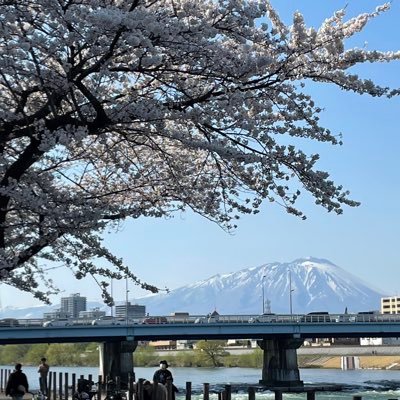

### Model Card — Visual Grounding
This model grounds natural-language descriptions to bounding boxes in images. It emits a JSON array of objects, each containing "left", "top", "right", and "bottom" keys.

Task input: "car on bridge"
[
  {"left": 168, "top": 312, "right": 190, "bottom": 323},
  {"left": 248, "top": 313, "right": 277, "bottom": 323},
  {"left": 92, "top": 316, "right": 124, "bottom": 326},
  {"left": 335, "top": 313, "right": 356, "bottom": 323},
  {"left": 194, "top": 314, "right": 220, "bottom": 324},
  {"left": 355, "top": 311, "right": 379, "bottom": 322},
  {"left": 43, "top": 318, "right": 71, "bottom": 327},
  {"left": 141, "top": 316, "right": 168, "bottom": 324},
  {"left": 0, "top": 318, "right": 19, "bottom": 327},
  {"left": 300, "top": 312, "right": 331, "bottom": 323}
]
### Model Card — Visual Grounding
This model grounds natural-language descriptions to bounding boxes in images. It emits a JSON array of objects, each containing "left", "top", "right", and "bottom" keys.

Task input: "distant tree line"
[
  {"left": 0, "top": 342, "right": 361, "bottom": 369},
  {"left": 133, "top": 344, "right": 345, "bottom": 369},
  {"left": 134, "top": 341, "right": 264, "bottom": 368},
  {"left": 0, "top": 341, "right": 265, "bottom": 368},
  {"left": 0, "top": 343, "right": 99, "bottom": 367}
]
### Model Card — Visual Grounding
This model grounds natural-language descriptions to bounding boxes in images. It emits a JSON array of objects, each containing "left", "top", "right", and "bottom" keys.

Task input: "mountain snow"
[
  {"left": 134, "top": 257, "right": 386, "bottom": 315},
  {"left": 0, "top": 301, "right": 108, "bottom": 319},
  {"left": 0, "top": 257, "right": 387, "bottom": 318}
]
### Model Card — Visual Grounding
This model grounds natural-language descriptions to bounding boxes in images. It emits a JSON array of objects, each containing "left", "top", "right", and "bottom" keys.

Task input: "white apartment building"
[{"left": 381, "top": 296, "right": 400, "bottom": 314}]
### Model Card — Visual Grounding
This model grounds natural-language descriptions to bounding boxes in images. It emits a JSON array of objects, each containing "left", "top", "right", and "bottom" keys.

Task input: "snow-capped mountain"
[{"left": 135, "top": 257, "right": 386, "bottom": 315}]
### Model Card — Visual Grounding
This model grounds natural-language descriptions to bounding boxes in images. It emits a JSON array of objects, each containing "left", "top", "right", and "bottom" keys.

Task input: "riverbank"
[
  {"left": 297, "top": 345, "right": 400, "bottom": 370},
  {"left": 298, "top": 355, "right": 400, "bottom": 370},
  {"left": 2, "top": 343, "right": 400, "bottom": 370},
  {"left": 153, "top": 345, "right": 400, "bottom": 370},
  {"left": 4, "top": 356, "right": 400, "bottom": 370}
]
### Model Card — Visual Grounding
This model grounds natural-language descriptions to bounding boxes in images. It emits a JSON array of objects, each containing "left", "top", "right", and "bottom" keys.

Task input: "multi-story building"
[
  {"left": 60, "top": 293, "right": 87, "bottom": 318},
  {"left": 43, "top": 310, "right": 71, "bottom": 320},
  {"left": 78, "top": 308, "right": 106, "bottom": 319},
  {"left": 381, "top": 296, "right": 400, "bottom": 314},
  {"left": 148, "top": 340, "right": 176, "bottom": 350},
  {"left": 176, "top": 340, "right": 196, "bottom": 350},
  {"left": 115, "top": 302, "right": 145, "bottom": 320}
]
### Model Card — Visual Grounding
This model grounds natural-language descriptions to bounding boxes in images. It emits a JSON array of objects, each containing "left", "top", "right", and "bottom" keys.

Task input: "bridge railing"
[
  {"left": 16, "top": 319, "right": 44, "bottom": 327},
  {"left": 5, "top": 313, "right": 400, "bottom": 329}
]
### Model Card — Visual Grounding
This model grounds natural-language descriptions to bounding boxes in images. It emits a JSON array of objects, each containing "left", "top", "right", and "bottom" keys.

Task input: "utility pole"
[
  {"left": 125, "top": 277, "right": 129, "bottom": 325},
  {"left": 110, "top": 278, "right": 113, "bottom": 317},
  {"left": 289, "top": 270, "right": 294, "bottom": 315},
  {"left": 265, "top": 298, "right": 271, "bottom": 314},
  {"left": 262, "top": 275, "right": 266, "bottom": 314}
]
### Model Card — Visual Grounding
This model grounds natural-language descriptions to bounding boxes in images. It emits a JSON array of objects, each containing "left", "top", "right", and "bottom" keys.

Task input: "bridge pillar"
[
  {"left": 99, "top": 340, "right": 137, "bottom": 386},
  {"left": 257, "top": 338, "right": 304, "bottom": 387}
]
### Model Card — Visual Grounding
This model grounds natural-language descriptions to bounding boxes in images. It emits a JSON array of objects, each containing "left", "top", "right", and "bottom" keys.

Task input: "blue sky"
[{"left": 1, "top": 1, "right": 400, "bottom": 309}]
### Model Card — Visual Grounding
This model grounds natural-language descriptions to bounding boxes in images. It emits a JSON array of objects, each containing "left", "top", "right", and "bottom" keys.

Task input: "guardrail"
[{"left": 0, "top": 313, "right": 399, "bottom": 329}]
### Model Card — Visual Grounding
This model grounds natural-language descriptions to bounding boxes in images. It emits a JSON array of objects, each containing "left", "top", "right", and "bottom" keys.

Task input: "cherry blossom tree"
[{"left": 0, "top": 0, "right": 399, "bottom": 302}]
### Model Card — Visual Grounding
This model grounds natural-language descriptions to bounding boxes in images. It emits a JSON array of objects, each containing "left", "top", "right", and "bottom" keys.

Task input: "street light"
[
  {"left": 262, "top": 275, "right": 266, "bottom": 314},
  {"left": 125, "top": 276, "right": 130, "bottom": 325},
  {"left": 288, "top": 270, "right": 294, "bottom": 315},
  {"left": 110, "top": 278, "right": 114, "bottom": 317}
]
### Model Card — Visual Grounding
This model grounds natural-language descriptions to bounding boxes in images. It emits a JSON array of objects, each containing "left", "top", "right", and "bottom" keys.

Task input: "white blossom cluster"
[{"left": 0, "top": 0, "right": 398, "bottom": 301}]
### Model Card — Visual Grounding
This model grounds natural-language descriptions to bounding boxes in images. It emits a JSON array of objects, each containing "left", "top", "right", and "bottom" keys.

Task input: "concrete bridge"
[{"left": 2, "top": 313, "right": 400, "bottom": 388}]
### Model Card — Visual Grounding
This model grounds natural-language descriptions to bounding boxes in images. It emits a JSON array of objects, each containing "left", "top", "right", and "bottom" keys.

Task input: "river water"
[{"left": 2, "top": 365, "right": 400, "bottom": 400}]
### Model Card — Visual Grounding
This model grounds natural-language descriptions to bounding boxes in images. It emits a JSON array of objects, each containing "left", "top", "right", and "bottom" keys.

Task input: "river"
[{"left": 2, "top": 365, "right": 400, "bottom": 400}]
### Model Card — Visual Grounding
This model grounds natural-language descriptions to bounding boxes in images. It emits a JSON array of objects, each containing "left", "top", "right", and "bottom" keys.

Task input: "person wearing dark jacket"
[
  {"left": 6, "top": 363, "right": 29, "bottom": 400},
  {"left": 153, "top": 360, "right": 173, "bottom": 385},
  {"left": 153, "top": 361, "right": 178, "bottom": 400}
]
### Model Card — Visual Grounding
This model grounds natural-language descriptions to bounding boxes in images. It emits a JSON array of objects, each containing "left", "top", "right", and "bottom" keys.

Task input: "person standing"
[
  {"left": 153, "top": 360, "right": 173, "bottom": 385},
  {"left": 6, "top": 363, "right": 29, "bottom": 400},
  {"left": 153, "top": 361, "right": 178, "bottom": 400},
  {"left": 38, "top": 357, "right": 49, "bottom": 395}
]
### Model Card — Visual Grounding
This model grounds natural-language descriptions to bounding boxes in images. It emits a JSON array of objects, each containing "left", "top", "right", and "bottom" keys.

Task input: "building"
[
  {"left": 79, "top": 308, "right": 106, "bottom": 319},
  {"left": 360, "top": 337, "right": 400, "bottom": 346},
  {"left": 115, "top": 302, "right": 146, "bottom": 320},
  {"left": 148, "top": 340, "right": 176, "bottom": 350},
  {"left": 169, "top": 312, "right": 190, "bottom": 323},
  {"left": 60, "top": 293, "right": 87, "bottom": 318},
  {"left": 43, "top": 310, "right": 71, "bottom": 320},
  {"left": 176, "top": 340, "right": 195, "bottom": 350},
  {"left": 381, "top": 296, "right": 400, "bottom": 314}
]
